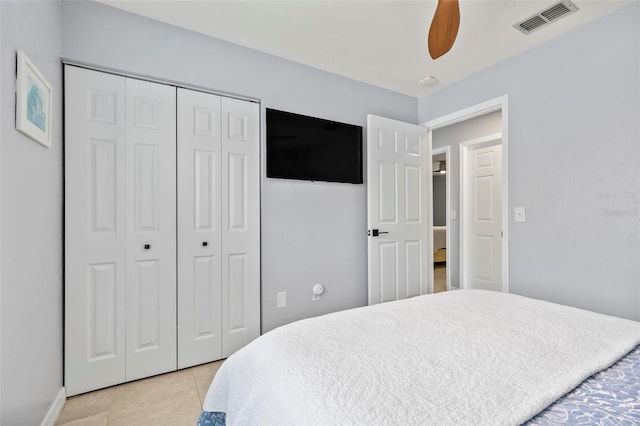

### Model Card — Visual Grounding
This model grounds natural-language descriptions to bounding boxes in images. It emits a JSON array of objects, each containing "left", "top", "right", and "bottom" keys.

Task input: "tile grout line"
[{"left": 191, "top": 366, "right": 204, "bottom": 410}]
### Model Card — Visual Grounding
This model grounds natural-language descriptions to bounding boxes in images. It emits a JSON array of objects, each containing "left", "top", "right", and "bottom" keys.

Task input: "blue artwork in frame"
[
  {"left": 16, "top": 50, "right": 52, "bottom": 147},
  {"left": 27, "top": 75, "right": 47, "bottom": 132}
]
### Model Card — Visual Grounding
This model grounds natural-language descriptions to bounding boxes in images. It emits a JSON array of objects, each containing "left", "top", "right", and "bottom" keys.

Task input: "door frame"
[
  {"left": 459, "top": 134, "right": 503, "bottom": 291},
  {"left": 431, "top": 146, "right": 451, "bottom": 292},
  {"left": 421, "top": 95, "right": 510, "bottom": 293}
]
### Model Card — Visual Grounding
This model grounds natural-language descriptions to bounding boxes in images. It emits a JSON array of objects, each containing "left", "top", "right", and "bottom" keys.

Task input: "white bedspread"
[{"left": 203, "top": 290, "right": 640, "bottom": 426}]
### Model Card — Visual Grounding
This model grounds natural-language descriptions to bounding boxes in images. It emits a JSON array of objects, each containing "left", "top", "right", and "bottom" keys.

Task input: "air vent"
[
  {"left": 541, "top": 3, "right": 573, "bottom": 21},
  {"left": 519, "top": 16, "right": 547, "bottom": 33},
  {"left": 514, "top": 0, "right": 579, "bottom": 35}
]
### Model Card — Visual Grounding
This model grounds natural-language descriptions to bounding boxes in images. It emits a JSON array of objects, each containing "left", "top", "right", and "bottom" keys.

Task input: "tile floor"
[{"left": 55, "top": 360, "right": 223, "bottom": 426}]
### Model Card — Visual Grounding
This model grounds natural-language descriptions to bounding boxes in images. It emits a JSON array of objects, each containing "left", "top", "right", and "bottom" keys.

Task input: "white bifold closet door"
[
  {"left": 65, "top": 67, "right": 126, "bottom": 396},
  {"left": 177, "top": 89, "right": 223, "bottom": 367},
  {"left": 177, "top": 88, "right": 260, "bottom": 367},
  {"left": 65, "top": 66, "right": 177, "bottom": 395},
  {"left": 124, "top": 78, "right": 177, "bottom": 381}
]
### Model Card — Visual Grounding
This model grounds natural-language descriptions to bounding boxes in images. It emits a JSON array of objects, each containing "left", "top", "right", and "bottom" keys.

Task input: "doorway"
[
  {"left": 423, "top": 96, "right": 509, "bottom": 293},
  {"left": 432, "top": 147, "right": 450, "bottom": 293}
]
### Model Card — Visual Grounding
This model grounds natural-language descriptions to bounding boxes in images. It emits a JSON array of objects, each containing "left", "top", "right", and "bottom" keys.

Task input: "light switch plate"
[
  {"left": 451, "top": 210, "right": 457, "bottom": 220},
  {"left": 514, "top": 207, "right": 526, "bottom": 223},
  {"left": 276, "top": 291, "right": 287, "bottom": 308}
]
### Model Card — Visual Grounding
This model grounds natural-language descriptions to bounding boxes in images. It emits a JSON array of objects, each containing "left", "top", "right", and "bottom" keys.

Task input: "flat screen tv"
[{"left": 266, "top": 108, "right": 363, "bottom": 184}]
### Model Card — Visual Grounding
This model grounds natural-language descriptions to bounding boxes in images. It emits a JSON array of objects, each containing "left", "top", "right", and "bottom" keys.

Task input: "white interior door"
[
  {"left": 65, "top": 66, "right": 126, "bottom": 396},
  {"left": 177, "top": 88, "right": 223, "bottom": 368},
  {"left": 124, "top": 78, "right": 177, "bottom": 380},
  {"left": 221, "top": 97, "right": 261, "bottom": 357},
  {"left": 462, "top": 142, "right": 502, "bottom": 291},
  {"left": 367, "top": 115, "right": 431, "bottom": 305}
]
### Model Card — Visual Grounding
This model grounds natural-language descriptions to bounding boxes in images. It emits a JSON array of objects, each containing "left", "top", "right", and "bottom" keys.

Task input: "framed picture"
[{"left": 16, "top": 50, "right": 53, "bottom": 148}]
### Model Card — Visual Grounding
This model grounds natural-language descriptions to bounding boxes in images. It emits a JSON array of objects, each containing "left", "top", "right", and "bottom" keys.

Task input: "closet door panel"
[
  {"left": 221, "top": 98, "right": 260, "bottom": 358},
  {"left": 125, "top": 78, "right": 177, "bottom": 380},
  {"left": 177, "top": 88, "right": 223, "bottom": 368},
  {"left": 65, "top": 66, "right": 126, "bottom": 396}
]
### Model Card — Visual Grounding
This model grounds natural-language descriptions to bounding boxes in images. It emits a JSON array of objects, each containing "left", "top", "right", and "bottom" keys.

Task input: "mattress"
[
  {"left": 199, "top": 290, "right": 640, "bottom": 425},
  {"left": 433, "top": 225, "right": 446, "bottom": 251}
]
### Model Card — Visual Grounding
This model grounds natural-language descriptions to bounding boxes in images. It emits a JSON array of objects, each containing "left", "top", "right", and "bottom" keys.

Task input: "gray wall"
[
  {"left": 61, "top": 0, "right": 417, "bottom": 332},
  {"left": 419, "top": 2, "right": 640, "bottom": 320},
  {"left": 432, "top": 174, "right": 446, "bottom": 226},
  {"left": 432, "top": 111, "right": 502, "bottom": 287},
  {"left": 1, "top": 1, "right": 63, "bottom": 424}
]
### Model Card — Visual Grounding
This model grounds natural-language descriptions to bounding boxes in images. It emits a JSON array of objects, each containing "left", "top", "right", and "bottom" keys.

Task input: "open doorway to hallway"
[
  {"left": 432, "top": 148, "right": 448, "bottom": 293},
  {"left": 425, "top": 96, "right": 509, "bottom": 293}
]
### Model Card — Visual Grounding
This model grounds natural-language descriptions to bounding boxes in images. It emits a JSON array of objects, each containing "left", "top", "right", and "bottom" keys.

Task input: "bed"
[
  {"left": 198, "top": 290, "right": 640, "bottom": 425},
  {"left": 433, "top": 225, "right": 446, "bottom": 262}
]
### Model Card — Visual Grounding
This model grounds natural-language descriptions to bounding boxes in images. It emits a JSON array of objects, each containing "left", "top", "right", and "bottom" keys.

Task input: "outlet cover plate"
[{"left": 276, "top": 291, "right": 287, "bottom": 308}]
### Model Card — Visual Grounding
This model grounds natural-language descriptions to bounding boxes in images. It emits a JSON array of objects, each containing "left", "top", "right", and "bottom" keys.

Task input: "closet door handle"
[{"left": 144, "top": 244, "right": 151, "bottom": 250}]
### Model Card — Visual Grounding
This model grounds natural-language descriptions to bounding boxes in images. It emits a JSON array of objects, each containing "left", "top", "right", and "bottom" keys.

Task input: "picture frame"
[{"left": 16, "top": 50, "right": 53, "bottom": 148}]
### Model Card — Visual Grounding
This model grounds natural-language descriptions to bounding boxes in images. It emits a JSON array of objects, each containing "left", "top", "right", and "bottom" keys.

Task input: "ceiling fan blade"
[{"left": 428, "top": 0, "right": 460, "bottom": 60}]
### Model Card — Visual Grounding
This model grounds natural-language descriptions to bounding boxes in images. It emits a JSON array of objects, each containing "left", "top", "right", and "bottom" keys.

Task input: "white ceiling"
[{"left": 99, "top": 0, "right": 631, "bottom": 97}]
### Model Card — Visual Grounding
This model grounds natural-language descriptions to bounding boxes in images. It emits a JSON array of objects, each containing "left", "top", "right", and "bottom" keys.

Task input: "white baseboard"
[{"left": 41, "top": 387, "right": 66, "bottom": 426}]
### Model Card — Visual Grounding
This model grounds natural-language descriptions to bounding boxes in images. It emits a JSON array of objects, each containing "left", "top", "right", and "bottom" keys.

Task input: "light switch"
[
  {"left": 276, "top": 291, "right": 287, "bottom": 308},
  {"left": 451, "top": 210, "right": 457, "bottom": 220},
  {"left": 514, "top": 207, "right": 526, "bottom": 223}
]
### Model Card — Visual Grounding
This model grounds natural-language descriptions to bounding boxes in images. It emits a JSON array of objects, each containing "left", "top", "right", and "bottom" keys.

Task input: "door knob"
[{"left": 368, "top": 229, "right": 389, "bottom": 237}]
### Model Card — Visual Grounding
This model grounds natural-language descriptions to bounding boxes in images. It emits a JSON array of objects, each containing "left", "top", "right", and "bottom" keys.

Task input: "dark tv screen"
[{"left": 266, "top": 108, "right": 363, "bottom": 184}]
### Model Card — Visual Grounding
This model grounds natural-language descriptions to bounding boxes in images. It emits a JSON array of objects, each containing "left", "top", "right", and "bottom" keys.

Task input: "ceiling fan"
[{"left": 428, "top": 0, "right": 461, "bottom": 60}]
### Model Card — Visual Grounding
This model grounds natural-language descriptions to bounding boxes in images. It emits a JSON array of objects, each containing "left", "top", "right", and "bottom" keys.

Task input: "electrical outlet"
[
  {"left": 312, "top": 283, "right": 324, "bottom": 301},
  {"left": 276, "top": 291, "right": 287, "bottom": 308}
]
